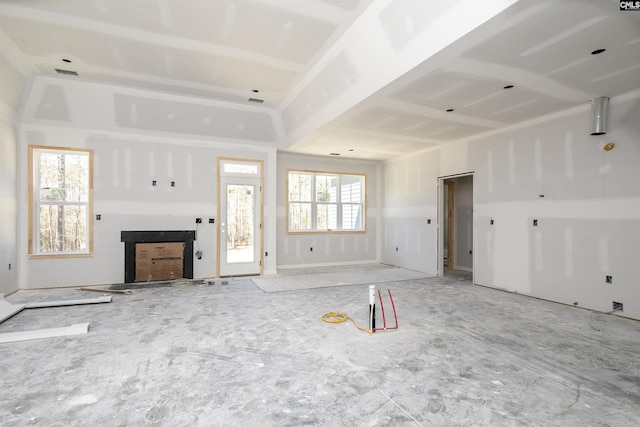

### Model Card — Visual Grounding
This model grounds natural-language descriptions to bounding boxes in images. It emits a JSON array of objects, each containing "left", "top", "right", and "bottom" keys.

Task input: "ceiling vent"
[
  {"left": 590, "top": 97, "right": 609, "bottom": 135},
  {"left": 54, "top": 68, "right": 79, "bottom": 76},
  {"left": 248, "top": 98, "right": 264, "bottom": 103}
]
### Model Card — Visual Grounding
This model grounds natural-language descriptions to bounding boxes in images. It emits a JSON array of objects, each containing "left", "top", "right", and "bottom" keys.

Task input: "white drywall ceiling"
[{"left": 1, "top": 0, "right": 638, "bottom": 159}]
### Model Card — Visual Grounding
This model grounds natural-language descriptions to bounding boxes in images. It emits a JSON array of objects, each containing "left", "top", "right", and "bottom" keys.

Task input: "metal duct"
[{"left": 590, "top": 96, "right": 609, "bottom": 135}]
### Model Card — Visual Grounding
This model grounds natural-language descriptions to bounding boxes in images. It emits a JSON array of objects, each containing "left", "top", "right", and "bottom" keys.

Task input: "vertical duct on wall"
[{"left": 590, "top": 96, "right": 609, "bottom": 135}]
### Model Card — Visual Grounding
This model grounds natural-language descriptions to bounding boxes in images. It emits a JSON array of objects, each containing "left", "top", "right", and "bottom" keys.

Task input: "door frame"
[
  {"left": 437, "top": 172, "right": 474, "bottom": 279},
  {"left": 217, "top": 157, "right": 264, "bottom": 278}
]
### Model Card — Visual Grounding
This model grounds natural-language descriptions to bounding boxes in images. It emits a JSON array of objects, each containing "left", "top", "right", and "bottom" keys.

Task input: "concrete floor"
[{"left": 1, "top": 270, "right": 639, "bottom": 426}]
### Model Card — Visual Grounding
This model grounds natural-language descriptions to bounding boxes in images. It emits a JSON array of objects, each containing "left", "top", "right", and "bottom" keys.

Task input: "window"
[
  {"left": 29, "top": 146, "right": 93, "bottom": 256},
  {"left": 288, "top": 170, "right": 365, "bottom": 232}
]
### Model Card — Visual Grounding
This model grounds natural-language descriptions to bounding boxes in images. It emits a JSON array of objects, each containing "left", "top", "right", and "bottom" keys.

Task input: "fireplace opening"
[{"left": 121, "top": 230, "right": 196, "bottom": 284}]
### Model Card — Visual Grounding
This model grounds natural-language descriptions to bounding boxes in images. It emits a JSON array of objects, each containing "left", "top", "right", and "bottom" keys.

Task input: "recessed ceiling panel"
[
  {"left": 0, "top": 16, "right": 297, "bottom": 100},
  {"left": 0, "top": 0, "right": 338, "bottom": 65},
  {"left": 292, "top": 129, "right": 432, "bottom": 160},
  {"left": 344, "top": 105, "right": 494, "bottom": 141},
  {"left": 390, "top": 70, "right": 502, "bottom": 112},
  {"left": 464, "top": 1, "right": 639, "bottom": 77},
  {"left": 113, "top": 94, "right": 277, "bottom": 142},
  {"left": 171, "top": 0, "right": 337, "bottom": 65}
]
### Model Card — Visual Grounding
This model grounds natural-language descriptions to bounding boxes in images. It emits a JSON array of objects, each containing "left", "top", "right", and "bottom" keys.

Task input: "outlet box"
[
  {"left": 613, "top": 301, "right": 623, "bottom": 311},
  {"left": 195, "top": 218, "right": 202, "bottom": 224},
  {"left": 605, "top": 275, "right": 612, "bottom": 284},
  {"left": 533, "top": 219, "right": 538, "bottom": 226},
  {"left": 209, "top": 218, "right": 215, "bottom": 224}
]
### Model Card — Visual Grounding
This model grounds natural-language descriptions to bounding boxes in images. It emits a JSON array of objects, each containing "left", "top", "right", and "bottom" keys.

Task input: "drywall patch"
[
  {"left": 487, "top": 150, "right": 494, "bottom": 193},
  {"left": 534, "top": 230, "right": 543, "bottom": 271},
  {"left": 564, "top": 131, "right": 574, "bottom": 179},
  {"left": 124, "top": 148, "right": 132, "bottom": 188},
  {"left": 508, "top": 141, "right": 516, "bottom": 186},
  {"left": 564, "top": 225, "right": 573, "bottom": 277},
  {"left": 112, "top": 150, "right": 119, "bottom": 188},
  {"left": 534, "top": 137, "right": 542, "bottom": 180}
]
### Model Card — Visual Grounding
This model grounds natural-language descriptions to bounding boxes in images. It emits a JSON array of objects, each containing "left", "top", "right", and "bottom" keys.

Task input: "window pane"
[
  {"left": 226, "top": 184, "right": 255, "bottom": 263},
  {"left": 39, "top": 205, "right": 87, "bottom": 253},
  {"left": 38, "top": 152, "right": 89, "bottom": 202},
  {"left": 289, "top": 173, "right": 312, "bottom": 202},
  {"left": 224, "top": 163, "right": 258, "bottom": 174},
  {"left": 316, "top": 175, "right": 337, "bottom": 202},
  {"left": 342, "top": 204, "right": 363, "bottom": 230},
  {"left": 317, "top": 204, "right": 337, "bottom": 230},
  {"left": 341, "top": 175, "right": 362, "bottom": 203},
  {"left": 289, "top": 202, "right": 311, "bottom": 230}
]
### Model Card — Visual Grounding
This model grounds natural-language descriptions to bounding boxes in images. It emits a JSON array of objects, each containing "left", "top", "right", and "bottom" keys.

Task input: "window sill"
[
  {"left": 29, "top": 253, "right": 94, "bottom": 260},
  {"left": 287, "top": 230, "right": 366, "bottom": 235}
]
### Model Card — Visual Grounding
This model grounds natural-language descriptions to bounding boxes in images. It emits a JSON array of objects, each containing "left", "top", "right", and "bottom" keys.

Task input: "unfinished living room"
[{"left": 1, "top": 0, "right": 639, "bottom": 425}]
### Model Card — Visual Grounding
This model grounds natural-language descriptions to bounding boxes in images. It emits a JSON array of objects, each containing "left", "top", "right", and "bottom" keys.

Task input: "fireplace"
[{"left": 121, "top": 230, "right": 196, "bottom": 283}]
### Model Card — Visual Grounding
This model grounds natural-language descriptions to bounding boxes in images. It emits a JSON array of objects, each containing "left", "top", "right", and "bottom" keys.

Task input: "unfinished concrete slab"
[{"left": 0, "top": 273, "right": 638, "bottom": 426}]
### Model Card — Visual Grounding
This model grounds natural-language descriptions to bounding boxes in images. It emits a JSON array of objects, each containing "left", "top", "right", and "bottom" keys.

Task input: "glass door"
[{"left": 218, "top": 160, "right": 262, "bottom": 277}]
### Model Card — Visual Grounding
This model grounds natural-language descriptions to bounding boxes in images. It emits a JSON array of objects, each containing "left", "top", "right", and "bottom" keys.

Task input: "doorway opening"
[
  {"left": 438, "top": 173, "right": 474, "bottom": 281},
  {"left": 217, "top": 158, "right": 263, "bottom": 278}
]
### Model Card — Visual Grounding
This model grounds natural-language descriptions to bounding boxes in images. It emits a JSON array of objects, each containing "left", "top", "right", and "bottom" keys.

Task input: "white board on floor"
[
  {"left": 0, "top": 295, "right": 26, "bottom": 324},
  {"left": 0, "top": 323, "right": 90, "bottom": 343},
  {"left": 24, "top": 296, "right": 112, "bottom": 309}
]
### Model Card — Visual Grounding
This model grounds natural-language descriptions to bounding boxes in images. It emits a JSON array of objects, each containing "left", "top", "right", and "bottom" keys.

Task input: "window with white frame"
[
  {"left": 30, "top": 146, "right": 93, "bottom": 255},
  {"left": 287, "top": 170, "right": 365, "bottom": 232}
]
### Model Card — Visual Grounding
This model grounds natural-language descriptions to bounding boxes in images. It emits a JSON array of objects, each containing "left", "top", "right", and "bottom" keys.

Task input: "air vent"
[
  {"left": 248, "top": 98, "right": 264, "bottom": 103},
  {"left": 55, "top": 68, "right": 79, "bottom": 76}
]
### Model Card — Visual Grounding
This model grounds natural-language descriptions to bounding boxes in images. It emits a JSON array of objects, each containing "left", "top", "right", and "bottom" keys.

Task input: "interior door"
[{"left": 218, "top": 160, "right": 262, "bottom": 277}]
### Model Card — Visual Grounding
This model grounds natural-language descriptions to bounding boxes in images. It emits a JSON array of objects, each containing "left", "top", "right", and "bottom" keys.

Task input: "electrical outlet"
[
  {"left": 612, "top": 301, "right": 623, "bottom": 311},
  {"left": 209, "top": 218, "right": 215, "bottom": 224},
  {"left": 427, "top": 219, "right": 431, "bottom": 224},
  {"left": 605, "top": 275, "right": 612, "bottom": 284},
  {"left": 533, "top": 219, "right": 538, "bottom": 226},
  {"left": 490, "top": 219, "right": 494, "bottom": 225},
  {"left": 195, "top": 218, "right": 202, "bottom": 224},
  {"left": 310, "top": 247, "right": 313, "bottom": 252}
]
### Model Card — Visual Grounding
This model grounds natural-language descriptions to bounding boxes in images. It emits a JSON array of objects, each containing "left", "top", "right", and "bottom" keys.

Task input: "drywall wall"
[
  {"left": 16, "top": 77, "right": 279, "bottom": 288},
  {"left": 382, "top": 92, "right": 640, "bottom": 320},
  {"left": 0, "top": 51, "right": 24, "bottom": 295},
  {"left": 0, "top": 117, "right": 18, "bottom": 295},
  {"left": 276, "top": 152, "right": 380, "bottom": 269}
]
